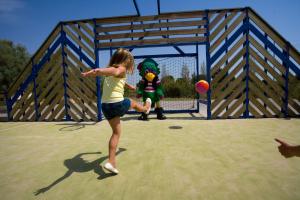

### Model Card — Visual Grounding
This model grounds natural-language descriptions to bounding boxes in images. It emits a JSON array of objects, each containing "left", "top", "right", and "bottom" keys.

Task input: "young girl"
[{"left": 81, "top": 48, "right": 151, "bottom": 174}]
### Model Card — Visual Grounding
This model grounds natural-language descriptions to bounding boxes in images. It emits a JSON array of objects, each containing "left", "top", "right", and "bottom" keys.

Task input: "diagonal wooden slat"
[
  {"left": 248, "top": 103, "right": 261, "bottom": 118},
  {"left": 67, "top": 68, "right": 95, "bottom": 100},
  {"left": 212, "top": 58, "right": 246, "bottom": 97},
  {"left": 65, "top": 58, "right": 96, "bottom": 94},
  {"left": 68, "top": 108, "right": 81, "bottom": 121},
  {"left": 40, "top": 90, "right": 64, "bottom": 121},
  {"left": 68, "top": 100, "right": 89, "bottom": 121},
  {"left": 233, "top": 104, "right": 246, "bottom": 118},
  {"left": 248, "top": 72, "right": 283, "bottom": 108},
  {"left": 37, "top": 75, "right": 63, "bottom": 105},
  {"left": 33, "top": 26, "right": 61, "bottom": 63},
  {"left": 210, "top": 13, "right": 245, "bottom": 53},
  {"left": 249, "top": 58, "right": 285, "bottom": 97},
  {"left": 48, "top": 98, "right": 65, "bottom": 121},
  {"left": 211, "top": 34, "right": 246, "bottom": 76},
  {"left": 249, "top": 47, "right": 285, "bottom": 86},
  {"left": 211, "top": 47, "right": 246, "bottom": 85},
  {"left": 212, "top": 82, "right": 245, "bottom": 118},
  {"left": 36, "top": 62, "right": 62, "bottom": 94},
  {"left": 221, "top": 93, "right": 246, "bottom": 118},
  {"left": 67, "top": 88, "right": 96, "bottom": 121},
  {"left": 66, "top": 78, "right": 97, "bottom": 111},
  {"left": 69, "top": 24, "right": 94, "bottom": 49},
  {"left": 248, "top": 93, "right": 273, "bottom": 117},
  {"left": 249, "top": 35, "right": 285, "bottom": 75},
  {"left": 8, "top": 63, "right": 32, "bottom": 97},
  {"left": 290, "top": 48, "right": 300, "bottom": 66},
  {"left": 77, "top": 22, "right": 94, "bottom": 39},
  {"left": 209, "top": 11, "right": 227, "bottom": 30},
  {"left": 211, "top": 71, "right": 246, "bottom": 110},
  {"left": 210, "top": 11, "right": 238, "bottom": 42},
  {"left": 288, "top": 99, "right": 300, "bottom": 114},
  {"left": 14, "top": 92, "right": 34, "bottom": 121},
  {"left": 11, "top": 84, "right": 34, "bottom": 117},
  {"left": 248, "top": 10, "right": 286, "bottom": 51},
  {"left": 249, "top": 83, "right": 281, "bottom": 116},
  {"left": 64, "top": 26, "right": 95, "bottom": 60},
  {"left": 38, "top": 77, "right": 64, "bottom": 113}
]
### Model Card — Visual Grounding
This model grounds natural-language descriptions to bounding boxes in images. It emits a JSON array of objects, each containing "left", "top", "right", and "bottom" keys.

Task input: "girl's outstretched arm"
[
  {"left": 125, "top": 82, "right": 136, "bottom": 91},
  {"left": 81, "top": 65, "right": 126, "bottom": 78}
]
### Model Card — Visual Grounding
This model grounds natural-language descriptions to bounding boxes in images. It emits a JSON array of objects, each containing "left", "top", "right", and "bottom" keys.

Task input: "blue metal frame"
[
  {"left": 244, "top": 8, "right": 250, "bottom": 118},
  {"left": 98, "top": 42, "right": 206, "bottom": 51},
  {"left": 210, "top": 24, "right": 246, "bottom": 64},
  {"left": 196, "top": 44, "right": 200, "bottom": 113},
  {"left": 205, "top": 10, "right": 211, "bottom": 119},
  {"left": 93, "top": 19, "right": 103, "bottom": 121},
  {"left": 132, "top": 0, "right": 141, "bottom": 16},
  {"left": 10, "top": 36, "right": 62, "bottom": 105},
  {"left": 4, "top": 91, "right": 11, "bottom": 121},
  {"left": 60, "top": 23, "right": 71, "bottom": 121},
  {"left": 157, "top": 0, "right": 161, "bottom": 15},
  {"left": 249, "top": 23, "right": 300, "bottom": 76},
  {"left": 134, "top": 53, "right": 197, "bottom": 59},
  {"left": 283, "top": 42, "right": 290, "bottom": 118},
  {"left": 31, "top": 59, "right": 39, "bottom": 121}
]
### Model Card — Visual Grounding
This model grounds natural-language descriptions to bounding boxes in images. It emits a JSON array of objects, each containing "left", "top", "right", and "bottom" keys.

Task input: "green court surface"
[{"left": 0, "top": 114, "right": 300, "bottom": 200}]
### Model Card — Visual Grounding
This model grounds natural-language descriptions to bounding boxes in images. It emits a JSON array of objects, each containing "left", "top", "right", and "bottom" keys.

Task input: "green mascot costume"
[{"left": 136, "top": 58, "right": 167, "bottom": 120}]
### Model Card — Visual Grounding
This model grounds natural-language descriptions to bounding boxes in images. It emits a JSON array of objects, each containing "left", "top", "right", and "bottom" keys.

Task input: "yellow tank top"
[{"left": 101, "top": 76, "right": 126, "bottom": 103}]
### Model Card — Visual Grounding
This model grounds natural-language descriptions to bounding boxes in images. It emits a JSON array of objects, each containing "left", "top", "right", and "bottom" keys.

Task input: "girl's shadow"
[{"left": 34, "top": 148, "right": 126, "bottom": 196}]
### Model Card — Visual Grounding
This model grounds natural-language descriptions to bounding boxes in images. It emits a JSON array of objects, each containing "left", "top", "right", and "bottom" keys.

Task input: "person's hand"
[
  {"left": 81, "top": 70, "right": 96, "bottom": 77},
  {"left": 275, "top": 138, "right": 295, "bottom": 158},
  {"left": 81, "top": 72, "right": 89, "bottom": 77}
]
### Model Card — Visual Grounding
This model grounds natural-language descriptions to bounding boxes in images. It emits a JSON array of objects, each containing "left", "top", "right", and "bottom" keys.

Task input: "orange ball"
[{"left": 195, "top": 80, "right": 209, "bottom": 94}]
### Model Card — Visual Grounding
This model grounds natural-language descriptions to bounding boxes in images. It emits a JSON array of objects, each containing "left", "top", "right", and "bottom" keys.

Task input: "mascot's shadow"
[{"left": 34, "top": 148, "right": 126, "bottom": 196}]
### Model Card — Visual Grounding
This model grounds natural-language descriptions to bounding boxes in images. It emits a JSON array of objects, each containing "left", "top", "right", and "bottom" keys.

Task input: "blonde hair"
[{"left": 108, "top": 48, "right": 134, "bottom": 74}]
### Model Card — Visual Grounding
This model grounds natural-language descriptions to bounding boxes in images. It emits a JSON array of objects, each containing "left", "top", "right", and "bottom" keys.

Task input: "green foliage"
[{"left": 0, "top": 40, "right": 30, "bottom": 91}]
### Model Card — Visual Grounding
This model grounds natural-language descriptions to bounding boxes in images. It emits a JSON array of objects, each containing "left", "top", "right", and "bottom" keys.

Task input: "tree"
[
  {"left": 0, "top": 40, "right": 30, "bottom": 91},
  {"left": 200, "top": 61, "right": 206, "bottom": 75},
  {"left": 160, "top": 64, "right": 168, "bottom": 78},
  {"left": 181, "top": 63, "right": 190, "bottom": 80}
]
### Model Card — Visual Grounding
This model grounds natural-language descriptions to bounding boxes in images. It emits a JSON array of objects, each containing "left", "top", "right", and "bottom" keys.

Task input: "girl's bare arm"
[
  {"left": 81, "top": 65, "right": 126, "bottom": 78},
  {"left": 125, "top": 82, "right": 136, "bottom": 91}
]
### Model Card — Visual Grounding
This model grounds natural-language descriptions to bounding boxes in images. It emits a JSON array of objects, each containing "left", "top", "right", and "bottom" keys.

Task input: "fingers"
[{"left": 274, "top": 138, "right": 288, "bottom": 146}]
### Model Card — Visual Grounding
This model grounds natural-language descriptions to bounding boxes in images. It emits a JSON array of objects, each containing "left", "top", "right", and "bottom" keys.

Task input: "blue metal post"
[
  {"left": 205, "top": 10, "right": 211, "bottom": 119},
  {"left": 244, "top": 8, "right": 250, "bottom": 118},
  {"left": 31, "top": 59, "right": 39, "bottom": 121},
  {"left": 93, "top": 19, "right": 102, "bottom": 121},
  {"left": 264, "top": 33, "right": 268, "bottom": 109},
  {"left": 195, "top": 44, "right": 200, "bottom": 113},
  {"left": 60, "top": 23, "right": 71, "bottom": 121},
  {"left": 4, "top": 91, "right": 11, "bottom": 121},
  {"left": 283, "top": 42, "right": 290, "bottom": 118}
]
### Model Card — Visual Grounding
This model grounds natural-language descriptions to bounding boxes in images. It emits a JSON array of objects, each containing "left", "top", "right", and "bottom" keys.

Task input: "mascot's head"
[{"left": 137, "top": 58, "right": 160, "bottom": 82}]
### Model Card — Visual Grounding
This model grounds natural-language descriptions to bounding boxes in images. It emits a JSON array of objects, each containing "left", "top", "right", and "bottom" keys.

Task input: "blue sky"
[{"left": 0, "top": 0, "right": 299, "bottom": 55}]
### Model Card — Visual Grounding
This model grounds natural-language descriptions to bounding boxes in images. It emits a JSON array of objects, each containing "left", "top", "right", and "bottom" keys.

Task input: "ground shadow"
[
  {"left": 121, "top": 113, "right": 205, "bottom": 121},
  {"left": 57, "top": 122, "right": 97, "bottom": 132},
  {"left": 34, "top": 148, "right": 126, "bottom": 196}
]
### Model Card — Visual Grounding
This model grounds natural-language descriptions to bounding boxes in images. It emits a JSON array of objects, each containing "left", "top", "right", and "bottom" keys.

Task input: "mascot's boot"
[
  {"left": 155, "top": 107, "right": 167, "bottom": 120},
  {"left": 138, "top": 112, "right": 148, "bottom": 121}
]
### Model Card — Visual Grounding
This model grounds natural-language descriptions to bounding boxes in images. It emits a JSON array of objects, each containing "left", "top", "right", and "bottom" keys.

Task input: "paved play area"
[{"left": 0, "top": 114, "right": 300, "bottom": 200}]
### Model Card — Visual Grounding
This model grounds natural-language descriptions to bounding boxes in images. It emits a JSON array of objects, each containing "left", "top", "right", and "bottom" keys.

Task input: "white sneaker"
[
  {"left": 104, "top": 162, "right": 119, "bottom": 174},
  {"left": 145, "top": 98, "right": 152, "bottom": 114}
]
